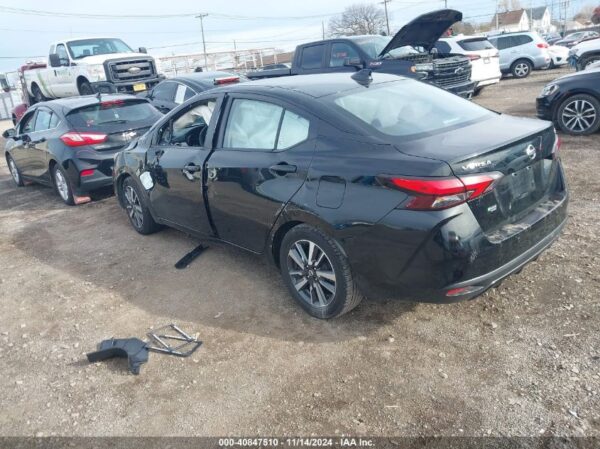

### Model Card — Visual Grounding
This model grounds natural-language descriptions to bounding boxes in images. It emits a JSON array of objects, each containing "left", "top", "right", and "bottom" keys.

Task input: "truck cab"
[{"left": 24, "top": 37, "right": 163, "bottom": 102}]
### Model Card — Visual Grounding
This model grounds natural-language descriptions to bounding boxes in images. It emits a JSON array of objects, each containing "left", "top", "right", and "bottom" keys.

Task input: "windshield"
[
  {"left": 330, "top": 79, "right": 492, "bottom": 138},
  {"left": 67, "top": 38, "right": 133, "bottom": 60},
  {"left": 67, "top": 100, "right": 162, "bottom": 130},
  {"left": 565, "top": 32, "right": 584, "bottom": 40}
]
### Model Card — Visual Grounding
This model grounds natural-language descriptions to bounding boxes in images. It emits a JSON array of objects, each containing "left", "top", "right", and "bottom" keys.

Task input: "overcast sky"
[{"left": 0, "top": 0, "right": 592, "bottom": 72}]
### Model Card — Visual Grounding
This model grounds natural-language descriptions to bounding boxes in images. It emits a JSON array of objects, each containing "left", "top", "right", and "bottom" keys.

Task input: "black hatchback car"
[
  {"left": 537, "top": 68, "right": 600, "bottom": 135},
  {"left": 4, "top": 95, "right": 162, "bottom": 205},
  {"left": 114, "top": 72, "right": 568, "bottom": 319},
  {"left": 145, "top": 71, "right": 244, "bottom": 113}
]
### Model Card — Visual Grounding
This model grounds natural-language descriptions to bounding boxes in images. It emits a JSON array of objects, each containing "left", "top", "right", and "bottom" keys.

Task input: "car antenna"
[
  {"left": 351, "top": 68, "right": 373, "bottom": 87},
  {"left": 96, "top": 92, "right": 102, "bottom": 102}
]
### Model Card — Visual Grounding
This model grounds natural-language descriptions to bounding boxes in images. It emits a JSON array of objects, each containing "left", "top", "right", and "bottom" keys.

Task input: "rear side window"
[
  {"left": 223, "top": 99, "right": 310, "bottom": 151},
  {"left": 301, "top": 45, "right": 325, "bottom": 70},
  {"left": 458, "top": 38, "right": 495, "bottom": 51},
  {"left": 66, "top": 100, "right": 162, "bottom": 129}
]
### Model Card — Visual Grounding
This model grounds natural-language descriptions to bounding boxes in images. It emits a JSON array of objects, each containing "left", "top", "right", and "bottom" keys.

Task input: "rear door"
[
  {"left": 205, "top": 94, "right": 316, "bottom": 253},
  {"left": 146, "top": 95, "right": 222, "bottom": 235}
]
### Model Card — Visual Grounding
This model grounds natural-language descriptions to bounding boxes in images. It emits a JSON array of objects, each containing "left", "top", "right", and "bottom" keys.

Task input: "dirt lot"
[{"left": 0, "top": 67, "right": 599, "bottom": 438}]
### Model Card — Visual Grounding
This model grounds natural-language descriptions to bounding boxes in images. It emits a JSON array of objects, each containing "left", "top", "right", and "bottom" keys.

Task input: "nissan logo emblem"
[{"left": 525, "top": 144, "right": 536, "bottom": 160}]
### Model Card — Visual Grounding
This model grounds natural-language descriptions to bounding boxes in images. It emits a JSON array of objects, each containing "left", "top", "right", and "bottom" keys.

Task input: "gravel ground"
[{"left": 0, "top": 67, "right": 599, "bottom": 438}]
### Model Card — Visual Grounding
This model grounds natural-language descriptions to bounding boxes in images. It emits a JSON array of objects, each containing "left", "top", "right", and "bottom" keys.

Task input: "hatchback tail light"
[
  {"left": 467, "top": 54, "right": 481, "bottom": 61},
  {"left": 60, "top": 131, "right": 108, "bottom": 147},
  {"left": 537, "top": 43, "right": 549, "bottom": 48},
  {"left": 214, "top": 76, "right": 240, "bottom": 85},
  {"left": 382, "top": 173, "right": 503, "bottom": 210}
]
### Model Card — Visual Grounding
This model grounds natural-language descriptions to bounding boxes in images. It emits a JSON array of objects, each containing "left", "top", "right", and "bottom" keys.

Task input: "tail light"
[
  {"left": 214, "top": 76, "right": 240, "bottom": 85},
  {"left": 100, "top": 100, "right": 125, "bottom": 108},
  {"left": 382, "top": 173, "right": 503, "bottom": 210},
  {"left": 537, "top": 43, "right": 549, "bottom": 48},
  {"left": 80, "top": 169, "right": 95, "bottom": 177},
  {"left": 467, "top": 54, "right": 481, "bottom": 61},
  {"left": 60, "top": 131, "right": 107, "bottom": 147}
]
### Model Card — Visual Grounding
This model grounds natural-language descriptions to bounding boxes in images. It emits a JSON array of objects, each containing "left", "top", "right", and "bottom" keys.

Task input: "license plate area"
[
  {"left": 133, "top": 83, "right": 147, "bottom": 92},
  {"left": 509, "top": 166, "right": 535, "bottom": 199},
  {"left": 484, "top": 57, "right": 491, "bottom": 64}
]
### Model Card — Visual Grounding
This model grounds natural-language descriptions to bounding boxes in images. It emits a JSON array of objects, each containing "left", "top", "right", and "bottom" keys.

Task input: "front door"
[
  {"left": 206, "top": 95, "right": 316, "bottom": 253},
  {"left": 10, "top": 110, "right": 37, "bottom": 177},
  {"left": 146, "top": 95, "right": 221, "bottom": 235}
]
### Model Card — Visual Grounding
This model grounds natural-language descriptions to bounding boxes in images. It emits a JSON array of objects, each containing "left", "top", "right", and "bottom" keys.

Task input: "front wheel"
[
  {"left": 7, "top": 154, "right": 24, "bottom": 187},
  {"left": 121, "top": 177, "right": 161, "bottom": 235},
  {"left": 31, "top": 84, "right": 45, "bottom": 104},
  {"left": 511, "top": 59, "right": 532, "bottom": 78},
  {"left": 279, "top": 224, "right": 363, "bottom": 319},
  {"left": 556, "top": 94, "right": 600, "bottom": 135},
  {"left": 78, "top": 81, "right": 94, "bottom": 96}
]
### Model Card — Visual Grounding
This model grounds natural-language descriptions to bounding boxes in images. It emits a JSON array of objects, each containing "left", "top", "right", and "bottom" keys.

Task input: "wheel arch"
[{"left": 114, "top": 172, "right": 132, "bottom": 208}]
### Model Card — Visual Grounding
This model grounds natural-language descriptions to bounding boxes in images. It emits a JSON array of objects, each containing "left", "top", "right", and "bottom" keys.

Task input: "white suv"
[
  {"left": 488, "top": 32, "right": 551, "bottom": 78},
  {"left": 435, "top": 35, "right": 501, "bottom": 95}
]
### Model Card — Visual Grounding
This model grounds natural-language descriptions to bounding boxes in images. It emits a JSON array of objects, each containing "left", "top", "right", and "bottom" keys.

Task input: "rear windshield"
[
  {"left": 330, "top": 79, "right": 492, "bottom": 138},
  {"left": 66, "top": 100, "right": 162, "bottom": 130},
  {"left": 458, "top": 38, "right": 495, "bottom": 51}
]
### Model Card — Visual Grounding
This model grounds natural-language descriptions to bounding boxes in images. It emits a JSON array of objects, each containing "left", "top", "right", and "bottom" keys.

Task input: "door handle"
[
  {"left": 183, "top": 163, "right": 202, "bottom": 173},
  {"left": 269, "top": 163, "right": 297, "bottom": 175}
]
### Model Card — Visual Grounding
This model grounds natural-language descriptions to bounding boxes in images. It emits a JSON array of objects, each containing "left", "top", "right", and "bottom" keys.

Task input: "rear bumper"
[
  {"left": 475, "top": 76, "right": 501, "bottom": 88},
  {"left": 344, "top": 167, "right": 568, "bottom": 302},
  {"left": 63, "top": 152, "right": 117, "bottom": 196}
]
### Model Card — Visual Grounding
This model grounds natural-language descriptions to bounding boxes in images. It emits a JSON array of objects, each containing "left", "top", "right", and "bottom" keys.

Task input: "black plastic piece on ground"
[
  {"left": 86, "top": 338, "right": 149, "bottom": 375},
  {"left": 175, "top": 244, "right": 207, "bottom": 269}
]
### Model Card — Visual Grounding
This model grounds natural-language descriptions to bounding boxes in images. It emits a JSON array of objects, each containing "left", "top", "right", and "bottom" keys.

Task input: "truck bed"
[{"left": 246, "top": 68, "right": 293, "bottom": 80}]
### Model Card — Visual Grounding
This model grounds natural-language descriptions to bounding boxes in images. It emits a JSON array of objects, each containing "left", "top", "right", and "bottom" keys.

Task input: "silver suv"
[{"left": 489, "top": 32, "right": 551, "bottom": 78}]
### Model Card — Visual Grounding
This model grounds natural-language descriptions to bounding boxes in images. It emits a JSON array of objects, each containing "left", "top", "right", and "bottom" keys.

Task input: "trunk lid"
[
  {"left": 379, "top": 9, "right": 462, "bottom": 56},
  {"left": 395, "top": 115, "right": 562, "bottom": 232}
]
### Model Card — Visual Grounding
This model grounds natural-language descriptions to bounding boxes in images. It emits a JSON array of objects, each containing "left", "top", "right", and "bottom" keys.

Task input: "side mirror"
[
  {"left": 139, "top": 47, "right": 148, "bottom": 54},
  {"left": 49, "top": 53, "right": 61, "bottom": 68},
  {"left": 21, "top": 133, "right": 31, "bottom": 143},
  {"left": 2, "top": 128, "right": 16, "bottom": 139},
  {"left": 344, "top": 57, "right": 364, "bottom": 69}
]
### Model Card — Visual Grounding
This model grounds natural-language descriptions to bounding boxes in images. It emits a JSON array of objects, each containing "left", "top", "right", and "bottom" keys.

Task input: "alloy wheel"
[
  {"left": 8, "top": 158, "right": 19, "bottom": 184},
  {"left": 514, "top": 63, "right": 529, "bottom": 77},
  {"left": 124, "top": 185, "right": 144, "bottom": 229},
  {"left": 54, "top": 169, "right": 70, "bottom": 201},
  {"left": 287, "top": 239, "right": 337, "bottom": 307},
  {"left": 561, "top": 99, "right": 597, "bottom": 133}
]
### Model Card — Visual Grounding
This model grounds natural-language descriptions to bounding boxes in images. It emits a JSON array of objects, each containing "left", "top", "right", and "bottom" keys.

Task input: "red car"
[{"left": 11, "top": 62, "right": 46, "bottom": 125}]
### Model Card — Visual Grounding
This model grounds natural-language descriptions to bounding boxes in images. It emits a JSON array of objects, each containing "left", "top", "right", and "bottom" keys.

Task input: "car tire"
[
  {"left": 556, "top": 94, "right": 600, "bottom": 136},
  {"left": 581, "top": 56, "right": 600, "bottom": 70},
  {"left": 121, "top": 177, "right": 161, "bottom": 235},
  {"left": 279, "top": 224, "right": 363, "bottom": 319},
  {"left": 31, "top": 84, "right": 45, "bottom": 104},
  {"left": 78, "top": 81, "right": 94, "bottom": 96},
  {"left": 511, "top": 59, "right": 533, "bottom": 78},
  {"left": 6, "top": 154, "right": 24, "bottom": 187},
  {"left": 52, "top": 164, "right": 75, "bottom": 205},
  {"left": 473, "top": 87, "right": 484, "bottom": 97}
]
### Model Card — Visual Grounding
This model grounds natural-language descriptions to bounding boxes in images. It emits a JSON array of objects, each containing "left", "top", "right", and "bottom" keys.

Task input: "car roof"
[
  {"left": 210, "top": 72, "right": 405, "bottom": 101},
  {"left": 32, "top": 94, "right": 144, "bottom": 114}
]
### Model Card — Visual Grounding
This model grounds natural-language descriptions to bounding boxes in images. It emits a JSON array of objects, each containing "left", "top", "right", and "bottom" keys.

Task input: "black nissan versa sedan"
[
  {"left": 537, "top": 68, "right": 600, "bottom": 135},
  {"left": 113, "top": 72, "right": 568, "bottom": 319},
  {"left": 4, "top": 95, "right": 162, "bottom": 205}
]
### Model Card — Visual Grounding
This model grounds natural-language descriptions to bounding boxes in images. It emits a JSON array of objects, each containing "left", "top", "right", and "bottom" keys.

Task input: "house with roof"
[
  {"left": 491, "top": 9, "right": 529, "bottom": 32},
  {"left": 528, "top": 6, "right": 554, "bottom": 33}
]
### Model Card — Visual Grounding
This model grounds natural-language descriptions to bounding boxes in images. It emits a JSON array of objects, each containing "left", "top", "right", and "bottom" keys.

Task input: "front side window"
[
  {"left": 67, "top": 38, "right": 133, "bottom": 60},
  {"left": 329, "top": 43, "right": 359, "bottom": 67},
  {"left": 301, "top": 45, "right": 325, "bottom": 70},
  {"left": 158, "top": 98, "right": 216, "bottom": 147},
  {"left": 19, "top": 112, "right": 36, "bottom": 134},
  {"left": 330, "top": 79, "right": 492, "bottom": 138},
  {"left": 34, "top": 109, "right": 53, "bottom": 132}
]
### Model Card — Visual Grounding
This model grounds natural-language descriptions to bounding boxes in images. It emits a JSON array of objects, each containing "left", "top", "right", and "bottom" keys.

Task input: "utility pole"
[
  {"left": 322, "top": 21, "right": 325, "bottom": 40},
  {"left": 380, "top": 0, "right": 392, "bottom": 35},
  {"left": 196, "top": 14, "right": 209, "bottom": 70}
]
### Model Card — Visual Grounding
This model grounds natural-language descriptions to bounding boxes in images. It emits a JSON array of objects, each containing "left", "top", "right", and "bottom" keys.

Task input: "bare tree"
[
  {"left": 452, "top": 21, "right": 475, "bottom": 35},
  {"left": 328, "top": 3, "right": 387, "bottom": 37},
  {"left": 574, "top": 4, "right": 595, "bottom": 22},
  {"left": 498, "top": 0, "right": 522, "bottom": 12}
]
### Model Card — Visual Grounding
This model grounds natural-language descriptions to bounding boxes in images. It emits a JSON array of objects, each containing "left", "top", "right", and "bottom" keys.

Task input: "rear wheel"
[
  {"left": 121, "top": 177, "right": 161, "bottom": 235},
  {"left": 52, "top": 164, "right": 75, "bottom": 205},
  {"left": 511, "top": 59, "right": 532, "bottom": 78},
  {"left": 7, "top": 154, "right": 24, "bottom": 187},
  {"left": 557, "top": 94, "right": 600, "bottom": 135},
  {"left": 279, "top": 224, "right": 363, "bottom": 319},
  {"left": 581, "top": 56, "right": 600, "bottom": 70}
]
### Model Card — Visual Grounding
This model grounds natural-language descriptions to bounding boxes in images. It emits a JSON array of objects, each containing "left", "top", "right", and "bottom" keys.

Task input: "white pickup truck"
[{"left": 24, "top": 37, "right": 164, "bottom": 103}]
